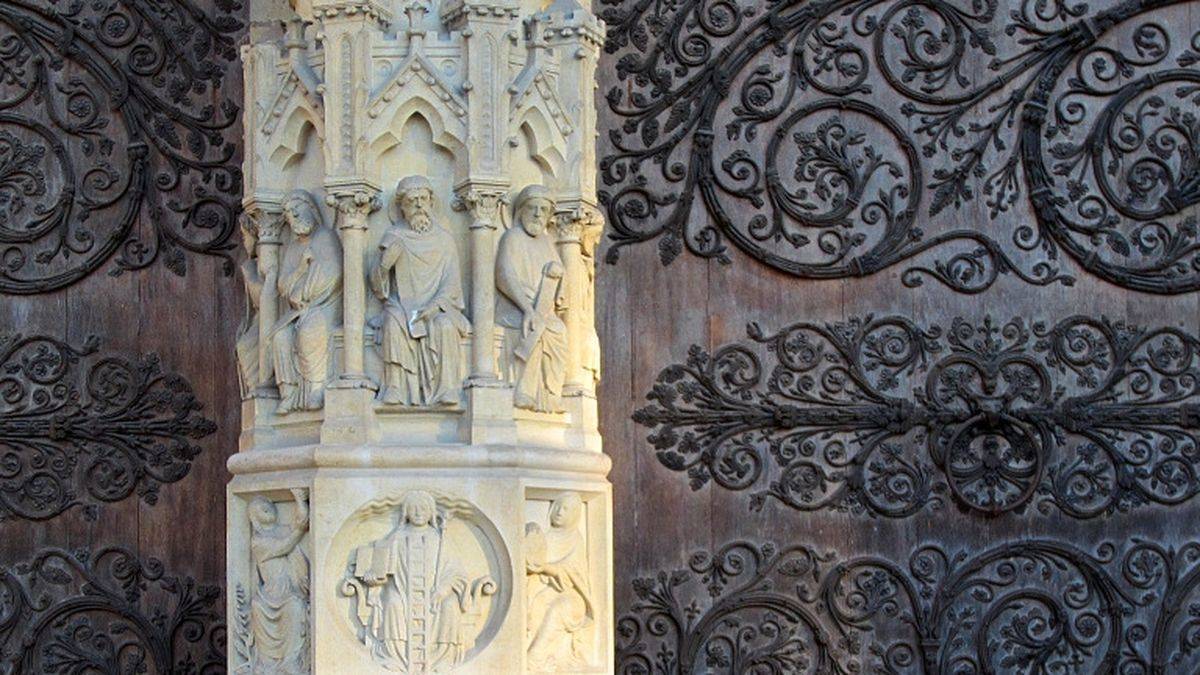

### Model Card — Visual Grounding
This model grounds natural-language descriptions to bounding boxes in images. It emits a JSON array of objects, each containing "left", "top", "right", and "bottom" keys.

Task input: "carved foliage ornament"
[
  {"left": 0, "top": 546, "right": 225, "bottom": 673},
  {"left": 0, "top": 0, "right": 244, "bottom": 294},
  {"left": 635, "top": 315, "right": 1200, "bottom": 518},
  {"left": 0, "top": 334, "right": 217, "bottom": 521},
  {"left": 617, "top": 537, "right": 1200, "bottom": 674},
  {"left": 599, "top": 0, "right": 1200, "bottom": 294}
]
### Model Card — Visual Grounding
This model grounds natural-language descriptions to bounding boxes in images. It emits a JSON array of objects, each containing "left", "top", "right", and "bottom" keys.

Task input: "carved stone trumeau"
[
  {"left": 598, "top": 0, "right": 1200, "bottom": 294},
  {"left": 635, "top": 314, "right": 1200, "bottom": 519},
  {"left": 0, "top": 0, "right": 243, "bottom": 294},
  {"left": 0, "top": 547, "right": 225, "bottom": 673},
  {"left": 0, "top": 334, "right": 216, "bottom": 521},
  {"left": 230, "top": 0, "right": 613, "bottom": 670}
]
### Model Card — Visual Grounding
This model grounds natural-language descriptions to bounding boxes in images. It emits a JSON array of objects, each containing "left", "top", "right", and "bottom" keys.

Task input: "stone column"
[
  {"left": 457, "top": 185, "right": 506, "bottom": 384},
  {"left": 231, "top": 0, "right": 613, "bottom": 671},
  {"left": 325, "top": 184, "right": 381, "bottom": 385},
  {"left": 244, "top": 199, "right": 284, "bottom": 395}
]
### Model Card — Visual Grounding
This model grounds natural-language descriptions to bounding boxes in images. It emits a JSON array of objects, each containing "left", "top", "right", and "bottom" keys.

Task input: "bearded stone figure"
[
  {"left": 525, "top": 493, "right": 594, "bottom": 669},
  {"left": 271, "top": 190, "right": 342, "bottom": 414},
  {"left": 496, "top": 185, "right": 568, "bottom": 412},
  {"left": 236, "top": 213, "right": 265, "bottom": 398},
  {"left": 248, "top": 489, "right": 310, "bottom": 674},
  {"left": 343, "top": 491, "right": 496, "bottom": 673},
  {"left": 369, "top": 176, "right": 470, "bottom": 406}
]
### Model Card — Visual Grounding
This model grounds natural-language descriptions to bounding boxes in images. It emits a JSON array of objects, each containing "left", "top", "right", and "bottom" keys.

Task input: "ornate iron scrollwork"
[
  {"left": 0, "top": 0, "right": 244, "bottom": 294},
  {"left": 634, "top": 315, "right": 1200, "bottom": 518},
  {"left": 618, "top": 537, "right": 1200, "bottom": 673},
  {"left": 0, "top": 546, "right": 225, "bottom": 673},
  {"left": 599, "top": 0, "right": 1200, "bottom": 294},
  {"left": 0, "top": 334, "right": 217, "bottom": 521}
]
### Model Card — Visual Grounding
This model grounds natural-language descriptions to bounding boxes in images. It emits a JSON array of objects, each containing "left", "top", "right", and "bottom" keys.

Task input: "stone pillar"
[
  {"left": 457, "top": 185, "right": 506, "bottom": 384},
  {"left": 230, "top": 0, "right": 613, "bottom": 671},
  {"left": 326, "top": 184, "right": 380, "bottom": 385}
]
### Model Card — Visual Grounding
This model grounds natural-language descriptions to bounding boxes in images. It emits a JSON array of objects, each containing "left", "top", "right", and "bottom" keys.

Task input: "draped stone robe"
[
  {"left": 348, "top": 523, "right": 471, "bottom": 671},
  {"left": 496, "top": 227, "right": 568, "bottom": 412},
  {"left": 250, "top": 525, "right": 310, "bottom": 674},
  {"left": 370, "top": 225, "right": 469, "bottom": 406},
  {"left": 271, "top": 227, "right": 342, "bottom": 412},
  {"left": 526, "top": 522, "right": 594, "bottom": 667},
  {"left": 237, "top": 257, "right": 264, "bottom": 397}
]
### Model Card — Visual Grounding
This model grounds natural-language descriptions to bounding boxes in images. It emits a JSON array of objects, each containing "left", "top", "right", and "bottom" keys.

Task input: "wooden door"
[
  {"left": 0, "top": 0, "right": 244, "bottom": 670},
  {"left": 595, "top": 0, "right": 1200, "bottom": 671}
]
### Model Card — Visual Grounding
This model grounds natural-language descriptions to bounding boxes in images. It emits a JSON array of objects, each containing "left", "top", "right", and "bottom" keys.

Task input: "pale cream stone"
[{"left": 231, "top": 0, "right": 611, "bottom": 671}]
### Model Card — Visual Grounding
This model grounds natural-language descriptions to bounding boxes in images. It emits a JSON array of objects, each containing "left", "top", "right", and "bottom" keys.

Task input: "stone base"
[{"left": 227, "top": 444, "right": 612, "bottom": 674}]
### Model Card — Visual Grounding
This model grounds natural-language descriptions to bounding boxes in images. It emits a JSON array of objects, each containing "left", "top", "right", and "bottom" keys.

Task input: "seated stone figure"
[
  {"left": 369, "top": 176, "right": 470, "bottom": 406},
  {"left": 496, "top": 185, "right": 567, "bottom": 412},
  {"left": 271, "top": 189, "right": 342, "bottom": 414}
]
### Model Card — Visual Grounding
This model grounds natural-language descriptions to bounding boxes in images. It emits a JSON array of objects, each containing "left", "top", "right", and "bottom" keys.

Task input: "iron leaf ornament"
[
  {"left": 0, "top": 546, "right": 226, "bottom": 673},
  {"left": 0, "top": 334, "right": 217, "bottom": 521},
  {"left": 0, "top": 0, "right": 244, "bottom": 294},
  {"left": 618, "top": 537, "right": 1200, "bottom": 673},
  {"left": 634, "top": 315, "right": 1200, "bottom": 518},
  {"left": 599, "top": 0, "right": 1200, "bottom": 293}
]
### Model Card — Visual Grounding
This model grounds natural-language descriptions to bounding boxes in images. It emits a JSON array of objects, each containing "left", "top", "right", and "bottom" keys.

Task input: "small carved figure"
[
  {"left": 369, "top": 176, "right": 470, "bottom": 406},
  {"left": 237, "top": 214, "right": 265, "bottom": 398},
  {"left": 247, "top": 489, "right": 310, "bottom": 675},
  {"left": 270, "top": 190, "right": 342, "bottom": 414},
  {"left": 343, "top": 491, "right": 496, "bottom": 672},
  {"left": 525, "top": 493, "right": 594, "bottom": 669},
  {"left": 496, "top": 185, "right": 568, "bottom": 412}
]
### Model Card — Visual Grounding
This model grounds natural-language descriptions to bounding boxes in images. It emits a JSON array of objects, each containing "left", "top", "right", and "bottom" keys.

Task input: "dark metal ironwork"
[
  {"left": 0, "top": 0, "right": 244, "bottom": 294},
  {"left": 0, "top": 546, "right": 225, "bottom": 674},
  {"left": 599, "top": 0, "right": 1200, "bottom": 294},
  {"left": 0, "top": 334, "right": 217, "bottom": 521},
  {"left": 635, "top": 315, "right": 1200, "bottom": 517}
]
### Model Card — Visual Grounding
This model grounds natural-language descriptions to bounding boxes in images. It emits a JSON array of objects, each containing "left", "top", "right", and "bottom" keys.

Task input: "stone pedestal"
[{"left": 228, "top": 0, "right": 610, "bottom": 672}]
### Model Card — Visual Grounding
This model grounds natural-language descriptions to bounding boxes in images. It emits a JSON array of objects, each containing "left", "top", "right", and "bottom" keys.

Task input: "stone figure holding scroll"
[
  {"left": 525, "top": 492, "right": 594, "bottom": 669},
  {"left": 369, "top": 176, "right": 470, "bottom": 406},
  {"left": 271, "top": 190, "right": 342, "bottom": 414},
  {"left": 248, "top": 489, "right": 310, "bottom": 674},
  {"left": 496, "top": 185, "right": 567, "bottom": 412},
  {"left": 344, "top": 491, "right": 495, "bottom": 672}
]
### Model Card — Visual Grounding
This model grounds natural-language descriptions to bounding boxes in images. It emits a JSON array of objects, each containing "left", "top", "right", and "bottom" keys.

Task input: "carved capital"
[
  {"left": 554, "top": 205, "right": 604, "bottom": 245},
  {"left": 454, "top": 188, "right": 508, "bottom": 230},
  {"left": 325, "top": 188, "right": 382, "bottom": 228}
]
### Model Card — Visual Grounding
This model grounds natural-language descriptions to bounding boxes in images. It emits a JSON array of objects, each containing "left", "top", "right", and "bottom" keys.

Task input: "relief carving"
[
  {"left": 525, "top": 492, "right": 595, "bottom": 671},
  {"left": 341, "top": 490, "right": 498, "bottom": 673},
  {"left": 369, "top": 176, "right": 471, "bottom": 406},
  {"left": 497, "top": 186, "right": 568, "bottom": 413},
  {"left": 237, "top": 214, "right": 266, "bottom": 398},
  {"left": 272, "top": 190, "right": 343, "bottom": 415},
  {"left": 245, "top": 489, "right": 311, "bottom": 674}
]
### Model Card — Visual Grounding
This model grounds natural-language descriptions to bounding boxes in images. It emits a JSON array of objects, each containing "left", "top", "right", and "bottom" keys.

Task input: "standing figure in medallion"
[
  {"left": 247, "top": 489, "right": 311, "bottom": 674},
  {"left": 525, "top": 492, "right": 594, "bottom": 669},
  {"left": 343, "top": 491, "right": 496, "bottom": 672},
  {"left": 271, "top": 189, "right": 342, "bottom": 414},
  {"left": 237, "top": 213, "right": 265, "bottom": 398},
  {"left": 369, "top": 176, "right": 470, "bottom": 406},
  {"left": 496, "top": 185, "right": 567, "bottom": 412}
]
